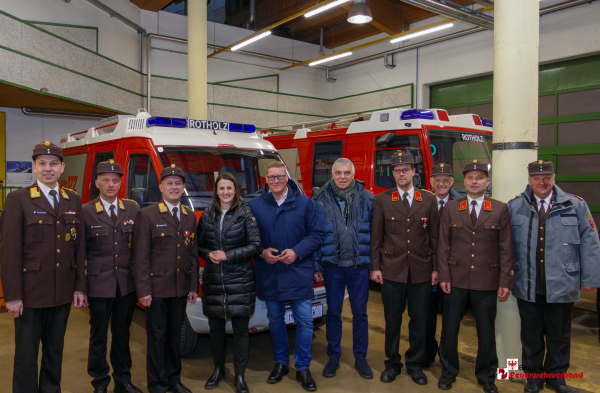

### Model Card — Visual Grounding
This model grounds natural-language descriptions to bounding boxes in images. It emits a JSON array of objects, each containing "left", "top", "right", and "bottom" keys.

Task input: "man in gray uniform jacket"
[{"left": 507, "top": 160, "right": 600, "bottom": 393}]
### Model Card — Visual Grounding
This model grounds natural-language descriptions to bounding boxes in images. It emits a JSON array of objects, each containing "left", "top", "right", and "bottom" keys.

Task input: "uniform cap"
[
  {"left": 96, "top": 159, "right": 123, "bottom": 176},
  {"left": 390, "top": 151, "right": 414, "bottom": 167},
  {"left": 160, "top": 164, "right": 186, "bottom": 182},
  {"left": 431, "top": 163, "right": 452, "bottom": 177},
  {"left": 462, "top": 159, "right": 488, "bottom": 175},
  {"left": 528, "top": 160, "right": 554, "bottom": 175},
  {"left": 32, "top": 141, "right": 63, "bottom": 160}
]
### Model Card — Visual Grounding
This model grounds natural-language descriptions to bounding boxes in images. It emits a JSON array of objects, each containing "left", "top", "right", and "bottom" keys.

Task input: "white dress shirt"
[
  {"left": 467, "top": 194, "right": 485, "bottom": 218},
  {"left": 274, "top": 187, "right": 289, "bottom": 207},
  {"left": 534, "top": 191, "right": 553, "bottom": 212},
  {"left": 37, "top": 180, "right": 60, "bottom": 209},
  {"left": 436, "top": 195, "right": 450, "bottom": 211},
  {"left": 100, "top": 197, "right": 118, "bottom": 218},
  {"left": 397, "top": 186, "right": 415, "bottom": 207},
  {"left": 164, "top": 200, "right": 181, "bottom": 220}
]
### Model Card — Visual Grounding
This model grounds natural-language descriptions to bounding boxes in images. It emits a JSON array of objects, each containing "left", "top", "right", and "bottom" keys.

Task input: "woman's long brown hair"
[{"left": 212, "top": 172, "right": 241, "bottom": 212}]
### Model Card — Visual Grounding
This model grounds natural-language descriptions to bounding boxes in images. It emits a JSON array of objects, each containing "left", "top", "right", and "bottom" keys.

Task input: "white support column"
[
  {"left": 493, "top": 0, "right": 540, "bottom": 369},
  {"left": 187, "top": 0, "right": 208, "bottom": 119}
]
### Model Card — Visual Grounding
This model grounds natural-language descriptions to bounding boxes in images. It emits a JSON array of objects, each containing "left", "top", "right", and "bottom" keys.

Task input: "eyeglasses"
[
  {"left": 393, "top": 168, "right": 412, "bottom": 174},
  {"left": 266, "top": 175, "right": 287, "bottom": 181}
]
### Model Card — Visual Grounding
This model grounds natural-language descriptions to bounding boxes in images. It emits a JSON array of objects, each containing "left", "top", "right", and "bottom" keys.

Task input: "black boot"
[
  {"left": 205, "top": 367, "right": 226, "bottom": 390},
  {"left": 234, "top": 375, "right": 250, "bottom": 393}
]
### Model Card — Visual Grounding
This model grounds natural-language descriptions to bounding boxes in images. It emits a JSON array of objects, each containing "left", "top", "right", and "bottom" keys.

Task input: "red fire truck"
[
  {"left": 58, "top": 109, "right": 328, "bottom": 355},
  {"left": 262, "top": 108, "right": 494, "bottom": 197}
]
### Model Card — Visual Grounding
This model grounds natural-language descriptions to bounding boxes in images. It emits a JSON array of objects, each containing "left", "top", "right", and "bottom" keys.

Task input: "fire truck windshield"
[
  {"left": 158, "top": 147, "right": 297, "bottom": 211},
  {"left": 428, "top": 130, "right": 493, "bottom": 194}
]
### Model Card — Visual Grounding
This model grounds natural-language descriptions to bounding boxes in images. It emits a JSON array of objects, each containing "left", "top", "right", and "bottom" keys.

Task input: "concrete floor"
[{"left": 0, "top": 290, "right": 598, "bottom": 393}]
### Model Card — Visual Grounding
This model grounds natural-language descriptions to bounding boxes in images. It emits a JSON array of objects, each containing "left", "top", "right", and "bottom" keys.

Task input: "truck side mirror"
[{"left": 130, "top": 188, "right": 147, "bottom": 206}]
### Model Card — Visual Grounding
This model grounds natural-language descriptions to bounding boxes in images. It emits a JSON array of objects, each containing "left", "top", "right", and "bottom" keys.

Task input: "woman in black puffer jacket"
[{"left": 197, "top": 172, "right": 260, "bottom": 393}]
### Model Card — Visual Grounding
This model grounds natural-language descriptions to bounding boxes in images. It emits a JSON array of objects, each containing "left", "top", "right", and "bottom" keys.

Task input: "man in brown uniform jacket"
[
  {"left": 370, "top": 152, "right": 439, "bottom": 386},
  {"left": 437, "top": 161, "right": 514, "bottom": 393},
  {"left": 83, "top": 160, "right": 142, "bottom": 393},
  {"left": 0, "top": 141, "right": 86, "bottom": 393},
  {"left": 133, "top": 164, "right": 199, "bottom": 393}
]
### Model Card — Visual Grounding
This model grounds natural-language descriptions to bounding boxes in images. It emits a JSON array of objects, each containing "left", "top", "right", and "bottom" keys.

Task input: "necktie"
[
  {"left": 403, "top": 192, "right": 410, "bottom": 212},
  {"left": 539, "top": 200, "right": 547, "bottom": 222},
  {"left": 439, "top": 200, "right": 445, "bottom": 216},
  {"left": 48, "top": 190, "right": 59, "bottom": 215},
  {"left": 172, "top": 207, "right": 180, "bottom": 227},
  {"left": 470, "top": 200, "right": 478, "bottom": 226},
  {"left": 110, "top": 205, "right": 117, "bottom": 224}
]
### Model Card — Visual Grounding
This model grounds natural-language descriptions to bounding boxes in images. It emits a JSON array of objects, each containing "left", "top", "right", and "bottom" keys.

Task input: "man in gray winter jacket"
[
  {"left": 507, "top": 160, "right": 600, "bottom": 393},
  {"left": 313, "top": 158, "right": 375, "bottom": 380}
]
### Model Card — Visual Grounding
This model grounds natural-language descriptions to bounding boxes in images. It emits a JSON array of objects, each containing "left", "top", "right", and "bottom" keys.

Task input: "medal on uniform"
[
  {"left": 65, "top": 234, "right": 71, "bottom": 241},
  {"left": 71, "top": 227, "right": 77, "bottom": 240},
  {"left": 422, "top": 217, "right": 428, "bottom": 229},
  {"left": 184, "top": 231, "right": 191, "bottom": 246},
  {"left": 128, "top": 242, "right": 132, "bottom": 249},
  {"left": 129, "top": 234, "right": 133, "bottom": 242}
]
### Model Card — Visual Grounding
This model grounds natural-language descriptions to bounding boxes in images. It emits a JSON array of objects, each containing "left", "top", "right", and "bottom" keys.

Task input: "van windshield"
[
  {"left": 427, "top": 130, "right": 493, "bottom": 194},
  {"left": 157, "top": 147, "right": 296, "bottom": 211}
]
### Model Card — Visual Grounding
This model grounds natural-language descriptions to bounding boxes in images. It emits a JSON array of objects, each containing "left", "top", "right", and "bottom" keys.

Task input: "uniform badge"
[
  {"left": 181, "top": 206, "right": 188, "bottom": 216},
  {"left": 71, "top": 227, "right": 77, "bottom": 240},
  {"left": 95, "top": 201, "right": 104, "bottom": 213},
  {"left": 65, "top": 234, "right": 71, "bottom": 241},
  {"left": 483, "top": 200, "right": 492, "bottom": 211},
  {"left": 109, "top": 159, "right": 115, "bottom": 164},
  {"left": 590, "top": 220, "right": 596, "bottom": 229},
  {"left": 118, "top": 199, "right": 125, "bottom": 210},
  {"left": 510, "top": 270, "right": 514, "bottom": 276},
  {"left": 392, "top": 191, "right": 399, "bottom": 202},
  {"left": 30, "top": 186, "right": 41, "bottom": 199},
  {"left": 65, "top": 210, "right": 77, "bottom": 215},
  {"left": 158, "top": 202, "right": 168, "bottom": 213},
  {"left": 415, "top": 191, "right": 422, "bottom": 202},
  {"left": 123, "top": 220, "right": 135, "bottom": 226},
  {"left": 422, "top": 217, "right": 428, "bottom": 229},
  {"left": 60, "top": 188, "right": 69, "bottom": 200},
  {"left": 459, "top": 200, "right": 468, "bottom": 211}
]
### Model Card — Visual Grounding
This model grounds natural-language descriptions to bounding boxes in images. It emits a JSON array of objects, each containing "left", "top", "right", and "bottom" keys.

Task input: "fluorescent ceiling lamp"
[
  {"left": 231, "top": 31, "right": 272, "bottom": 51},
  {"left": 309, "top": 51, "right": 352, "bottom": 66},
  {"left": 390, "top": 23, "right": 454, "bottom": 44},
  {"left": 305, "top": 0, "right": 351, "bottom": 18},
  {"left": 347, "top": 0, "right": 372, "bottom": 24}
]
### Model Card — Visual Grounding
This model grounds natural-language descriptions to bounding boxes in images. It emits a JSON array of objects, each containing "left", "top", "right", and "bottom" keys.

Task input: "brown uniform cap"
[
  {"left": 390, "top": 152, "right": 415, "bottom": 167},
  {"left": 160, "top": 164, "right": 186, "bottom": 182},
  {"left": 528, "top": 160, "right": 554, "bottom": 175},
  {"left": 462, "top": 159, "right": 488, "bottom": 175},
  {"left": 431, "top": 163, "right": 452, "bottom": 177},
  {"left": 96, "top": 159, "right": 123, "bottom": 176},
  {"left": 32, "top": 141, "right": 63, "bottom": 160}
]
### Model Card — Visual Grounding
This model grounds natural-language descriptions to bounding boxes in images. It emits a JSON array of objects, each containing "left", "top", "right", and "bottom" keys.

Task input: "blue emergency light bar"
[
  {"left": 401, "top": 109, "right": 435, "bottom": 120},
  {"left": 481, "top": 118, "right": 493, "bottom": 127},
  {"left": 145, "top": 117, "right": 256, "bottom": 133}
]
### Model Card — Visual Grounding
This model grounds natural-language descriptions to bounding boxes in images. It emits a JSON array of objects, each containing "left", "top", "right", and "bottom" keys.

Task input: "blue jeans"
[
  {"left": 323, "top": 265, "right": 369, "bottom": 360},
  {"left": 265, "top": 298, "right": 313, "bottom": 370}
]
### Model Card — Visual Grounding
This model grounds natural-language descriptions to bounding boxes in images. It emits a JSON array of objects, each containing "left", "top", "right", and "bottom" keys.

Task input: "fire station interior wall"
[{"left": 429, "top": 54, "right": 600, "bottom": 226}]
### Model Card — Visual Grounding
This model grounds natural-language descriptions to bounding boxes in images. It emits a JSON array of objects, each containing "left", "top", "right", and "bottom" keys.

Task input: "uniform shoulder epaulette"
[
  {"left": 420, "top": 188, "right": 435, "bottom": 195},
  {"left": 509, "top": 195, "right": 520, "bottom": 201},
  {"left": 62, "top": 187, "right": 78, "bottom": 194},
  {"left": 122, "top": 198, "right": 140, "bottom": 205},
  {"left": 489, "top": 197, "right": 505, "bottom": 204},
  {"left": 574, "top": 195, "right": 584, "bottom": 201}
]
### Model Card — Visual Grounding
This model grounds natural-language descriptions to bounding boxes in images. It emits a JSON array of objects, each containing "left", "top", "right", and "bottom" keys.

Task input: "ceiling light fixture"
[
  {"left": 347, "top": 0, "right": 372, "bottom": 24},
  {"left": 390, "top": 22, "right": 454, "bottom": 43},
  {"left": 231, "top": 31, "right": 272, "bottom": 51},
  {"left": 305, "top": 0, "right": 352, "bottom": 18},
  {"left": 309, "top": 51, "right": 353, "bottom": 66}
]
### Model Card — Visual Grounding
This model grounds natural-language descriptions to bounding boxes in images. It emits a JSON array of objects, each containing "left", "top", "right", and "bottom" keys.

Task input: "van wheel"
[{"left": 180, "top": 314, "right": 198, "bottom": 356}]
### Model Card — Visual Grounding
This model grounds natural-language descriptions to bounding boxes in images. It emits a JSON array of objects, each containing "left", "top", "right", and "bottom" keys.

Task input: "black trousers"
[
  {"left": 439, "top": 287, "right": 498, "bottom": 383},
  {"left": 87, "top": 287, "right": 138, "bottom": 388},
  {"left": 208, "top": 317, "right": 250, "bottom": 376},
  {"left": 517, "top": 295, "right": 573, "bottom": 386},
  {"left": 381, "top": 273, "right": 430, "bottom": 372},
  {"left": 145, "top": 296, "right": 188, "bottom": 393},
  {"left": 13, "top": 303, "right": 71, "bottom": 393},
  {"left": 597, "top": 289, "right": 599, "bottom": 340},
  {"left": 425, "top": 284, "right": 444, "bottom": 362}
]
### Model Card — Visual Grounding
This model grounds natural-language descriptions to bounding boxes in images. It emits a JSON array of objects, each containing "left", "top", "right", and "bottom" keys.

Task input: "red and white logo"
[
  {"left": 507, "top": 359, "right": 519, "bottom": 370},
  {"left": 497, "top": 368, "right": 509, "bottom": 380}
]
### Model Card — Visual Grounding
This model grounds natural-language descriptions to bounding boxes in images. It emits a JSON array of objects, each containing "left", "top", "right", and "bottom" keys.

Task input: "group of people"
[{"left": 1, "top": 141, "right": 599, "bottom": 393}]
